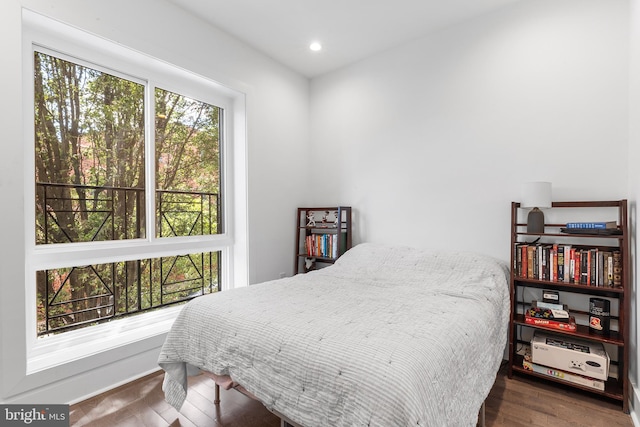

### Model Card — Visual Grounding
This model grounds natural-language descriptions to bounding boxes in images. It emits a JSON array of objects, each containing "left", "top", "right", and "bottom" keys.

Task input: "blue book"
[{"left": 565, "top": 221, "right": 616, "bottom": 229}]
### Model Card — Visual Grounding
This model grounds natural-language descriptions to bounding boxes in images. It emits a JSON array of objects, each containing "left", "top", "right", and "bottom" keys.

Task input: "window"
[
  {"left": 32, "top": 49, "right": 224, "bottom": 335},
  {"left": 23, "top": 11, "right": 247, "bottom": 371}
]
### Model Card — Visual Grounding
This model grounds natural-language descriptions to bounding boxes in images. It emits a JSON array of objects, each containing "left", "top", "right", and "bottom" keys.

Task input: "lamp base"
[{"left": 527, "top": 207, "right": 545, "bottom": 234}]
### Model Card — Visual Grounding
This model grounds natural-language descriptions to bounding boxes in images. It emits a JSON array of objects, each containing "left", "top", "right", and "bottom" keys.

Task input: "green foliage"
[{"left": 33, "top": 51, "right": 224, "bottom": 335}]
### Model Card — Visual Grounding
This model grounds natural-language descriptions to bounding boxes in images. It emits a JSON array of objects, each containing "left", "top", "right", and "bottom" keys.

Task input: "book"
[
  {"left": 520, "top": 244, "right": 528, "bottom": 278},
  {"left": 563, "top": 245, "right": 571, "bottom": 283},
  {"left": 573, "top": 249, "right": 580, "bottom": 284},
  {"left": 580, "top": 250, "right": 588, "bottom": 285},
  {"left": 527, "top": 246, "right": 535, "bottom": 279},
  {"left": 533, "top": 300, "right": 565, "bottom": 311},
  {"left": 561, "top": 228, "right": 622, "bottom": 235},
  {"left": 597, "top": 251, "right": 604, "bottom": 287},
  {"left": 522, "top": 357, "right": 605, "bottom": 391},
  {"left": 606, "top": 252, "right": 614, "bottom": 287},
  {"left": 613, "top": 251, "right": 622, "bottom": 287},
  {"left": 524, "top": 313, "right": 577, "bottom": 331},
  {"left": 556, "top": 245, "right": 564, "bottom": 282},
  {"left": 565, "top": 221, "right": 617, "bottom": 229},
  {"left": 590, "top": 249, "right": 597, "bottom": 286}
]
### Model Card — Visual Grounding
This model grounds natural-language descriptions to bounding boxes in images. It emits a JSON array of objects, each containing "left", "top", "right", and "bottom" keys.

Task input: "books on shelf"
[
  {"left": 565, "top": 221, "right": 617, "bottom": 229},
  {"left": 305, "top": 233, "right": 340, "bottom": 259},
  {"left": 513, "top": 242, "right": 619, "bottom": 288}
]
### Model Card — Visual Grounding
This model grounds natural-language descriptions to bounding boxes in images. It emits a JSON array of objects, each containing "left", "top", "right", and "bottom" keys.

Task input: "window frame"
[{"left": 22, "top": 10, "right": 248, "bottom": 373}]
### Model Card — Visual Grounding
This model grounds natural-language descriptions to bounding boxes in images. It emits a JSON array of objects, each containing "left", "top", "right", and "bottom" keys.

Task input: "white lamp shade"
[{"left": 522, "top": 182, "right": 552, "bottom": 209}]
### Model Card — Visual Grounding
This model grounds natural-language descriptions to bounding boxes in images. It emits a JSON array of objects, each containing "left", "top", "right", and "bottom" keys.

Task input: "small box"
[
  {"left": 542, "top": 289, "right": 560, "bottom": 303},
  {"left": 589, "top": 298, "right": 611, "bottom": 335},
  {"left": 531, "top": 331, "right": 609, "bottom": 381}
]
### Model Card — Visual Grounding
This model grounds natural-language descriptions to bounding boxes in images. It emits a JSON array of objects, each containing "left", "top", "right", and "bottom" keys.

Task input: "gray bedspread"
[{"left": 158, "top": 243, "right": 510, "bottom": 426}]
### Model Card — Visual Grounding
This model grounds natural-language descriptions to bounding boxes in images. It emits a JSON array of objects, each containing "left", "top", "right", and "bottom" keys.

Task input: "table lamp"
[{"left": 522, "top": 182, "right": 552, "bottom": 234}]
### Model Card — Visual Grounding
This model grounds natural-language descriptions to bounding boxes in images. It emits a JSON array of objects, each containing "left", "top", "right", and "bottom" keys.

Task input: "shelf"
[
  {"left": 299, "top": 226, "right": 346, "bottom": 232},
  {"left": 296, "top": 254, "right": 337, "bottom": 262},
  {"left": 513, "top": 314, "right": 623, "bottom": 346},
  {"left": 513, "top": 277, "right": 624, "bottom": 295},
  {"left": 509, "top": 200, "right": 629, "bottom": 413},
  {"left": 511, "top": 354, "right": 623, "bottom": 401},
  {"left": 295, "top": 207, "right": 352, "bottom": 275},
  {"left": 515, "top": 231, "right": 624, "bottom": 239}
]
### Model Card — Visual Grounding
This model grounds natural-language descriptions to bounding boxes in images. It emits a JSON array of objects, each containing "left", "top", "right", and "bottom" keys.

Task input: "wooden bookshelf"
[{"left": 507, "top": 200, "right": 630, "bottom": 413}]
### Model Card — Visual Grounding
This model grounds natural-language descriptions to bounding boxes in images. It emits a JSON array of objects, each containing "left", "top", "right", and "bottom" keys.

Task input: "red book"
[
  {"left": 574, "top": 250, "right": 581, "bottom": 284},
  {"left": 524, "top": 313, "right": 577, "bottom": 332},
  {"left": 521, "top": 245, "right": 528, "bottom": 277}
]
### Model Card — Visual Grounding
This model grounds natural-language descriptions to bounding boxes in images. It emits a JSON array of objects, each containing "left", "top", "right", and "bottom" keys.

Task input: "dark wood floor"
[{"left": 70, "top": 363, "right": 634, "bottom": 426}]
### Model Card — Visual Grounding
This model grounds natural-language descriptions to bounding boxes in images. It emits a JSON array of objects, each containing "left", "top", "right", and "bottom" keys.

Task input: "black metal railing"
[{"left": 35, "top": 182, "right": 221, "bottom": 335}]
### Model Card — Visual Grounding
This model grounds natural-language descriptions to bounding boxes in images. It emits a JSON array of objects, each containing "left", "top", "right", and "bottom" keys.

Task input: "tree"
[{"left": 34, "top": 51, "right": 221, "bottom": 334}]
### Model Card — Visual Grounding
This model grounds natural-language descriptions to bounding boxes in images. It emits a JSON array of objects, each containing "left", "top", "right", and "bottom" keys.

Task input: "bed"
[{"left": 158, "top": 243, "right": 510, "bottom": 426}]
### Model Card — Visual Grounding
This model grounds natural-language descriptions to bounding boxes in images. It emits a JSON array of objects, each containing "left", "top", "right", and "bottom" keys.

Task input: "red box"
[{"left": 524, "top": 313, "right": 577, "bottom": 332}]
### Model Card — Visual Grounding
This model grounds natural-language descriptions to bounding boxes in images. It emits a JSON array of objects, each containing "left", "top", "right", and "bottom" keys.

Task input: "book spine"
[
  {"left": 557, "top": 245, "right": 564, "bottom": 282},
  {"left": 613, "top": 251, "right": 622, "bottom": 287},
  {"left": 597, "top": 251, "right": 604, "bottom": 287},
  {"left": 580, "top": 250, "right": 588, "bottom": 284},
  {"left": 563, "top": 245, "right": 571, "bottom": 283},
  {"left": 589, "top": 249, "right": 596, "bottom": 286},
  {"left": 538, "top": 245, "right": 544, "bottom": 280},
  {"left": 552, "top": 245, "right": 558, "bottom": 282},
  {"left": 607, "top": 253, "right": 614, "bottom": 287},
  {"left": 522, "top": 360, "right": 605, "bottom": 391}
]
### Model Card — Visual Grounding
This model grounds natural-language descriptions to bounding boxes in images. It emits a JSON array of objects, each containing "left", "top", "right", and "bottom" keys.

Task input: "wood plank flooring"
[{"left": 70, "top": 363, "right": 634, "bottom": 426}]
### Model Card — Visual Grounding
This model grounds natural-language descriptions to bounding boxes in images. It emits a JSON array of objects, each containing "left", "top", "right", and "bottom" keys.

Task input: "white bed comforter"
[{"left": 158, "top": 243, "right": 510, "bottom": 426}]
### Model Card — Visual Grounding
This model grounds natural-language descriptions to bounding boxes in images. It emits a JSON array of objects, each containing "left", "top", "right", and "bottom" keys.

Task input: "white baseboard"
[
  {"left": 67, "top": 366, "right": 163, "bottom": 406},
  {"left": 1, "top": 343, "right": 164, "bottom": 405},
  {"left": 631, "top": 383, "right": 640, "bottom": 427}
]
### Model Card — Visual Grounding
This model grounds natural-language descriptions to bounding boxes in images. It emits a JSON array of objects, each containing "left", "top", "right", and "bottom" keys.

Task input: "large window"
[{"left": 32, "top": 49, "right": 226, "bottom": 335}]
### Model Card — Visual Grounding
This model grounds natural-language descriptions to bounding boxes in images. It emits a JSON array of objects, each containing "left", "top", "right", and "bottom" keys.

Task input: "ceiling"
[{"left": 166, "top": 0, "right": 525, "bottom": 78}]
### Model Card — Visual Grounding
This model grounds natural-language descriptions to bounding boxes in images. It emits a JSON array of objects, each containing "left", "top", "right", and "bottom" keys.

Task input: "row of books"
[
  {"left": 305, "top": 234, "right": 339, "bottom": 259},
  {"left": 513, "top": 243, "right": 622, "bottom": 287}
]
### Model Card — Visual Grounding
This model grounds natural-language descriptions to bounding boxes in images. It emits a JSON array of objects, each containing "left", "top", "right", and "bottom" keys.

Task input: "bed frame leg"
[
  {"left": 478, "top": 401, "right": 485, "bottom": 427},
  {"left": 214, "top": 384, "right": 220, "bottom": 404}
]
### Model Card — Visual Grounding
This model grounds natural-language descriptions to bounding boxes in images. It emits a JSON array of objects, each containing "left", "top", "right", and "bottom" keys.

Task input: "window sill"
[{"left": 26, "top": 305, "right": 183, "bottom": 374}]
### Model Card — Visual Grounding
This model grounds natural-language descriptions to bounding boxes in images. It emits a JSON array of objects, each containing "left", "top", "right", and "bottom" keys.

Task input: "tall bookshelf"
[
  {"left": 508, "top": 200, "right": 630, "bottom": 413},
  {"left": 294, "top": 207, "right": 352, "bottom": 274}
]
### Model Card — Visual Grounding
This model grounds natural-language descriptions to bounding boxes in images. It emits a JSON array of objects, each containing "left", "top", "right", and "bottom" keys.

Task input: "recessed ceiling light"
[{"left": 309, "top": 42, "right": 322, "bottom": 52}]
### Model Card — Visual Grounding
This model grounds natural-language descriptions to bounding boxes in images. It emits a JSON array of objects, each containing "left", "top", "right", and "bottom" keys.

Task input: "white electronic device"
[{"left": 531, "top": 331, "right": 609, "bottom": 381}]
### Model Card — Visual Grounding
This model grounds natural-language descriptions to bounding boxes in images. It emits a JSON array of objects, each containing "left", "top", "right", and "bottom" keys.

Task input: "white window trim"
[{"left": 22, "top": 9, "right": 248, "bottom": 374}]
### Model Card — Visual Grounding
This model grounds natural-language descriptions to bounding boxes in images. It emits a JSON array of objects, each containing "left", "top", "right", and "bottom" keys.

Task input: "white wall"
[
  {"left": 310, "top": 0, "right": 629, "bottom": 262},
  {"left": 0, "top": 0, "right": 310, "bottom": 404},
  {"left": 310, "top": 0, "right": 635, "bottom": 417},
  {"left": 630, "top": 0, "right": 640, "bottom": 421}
]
